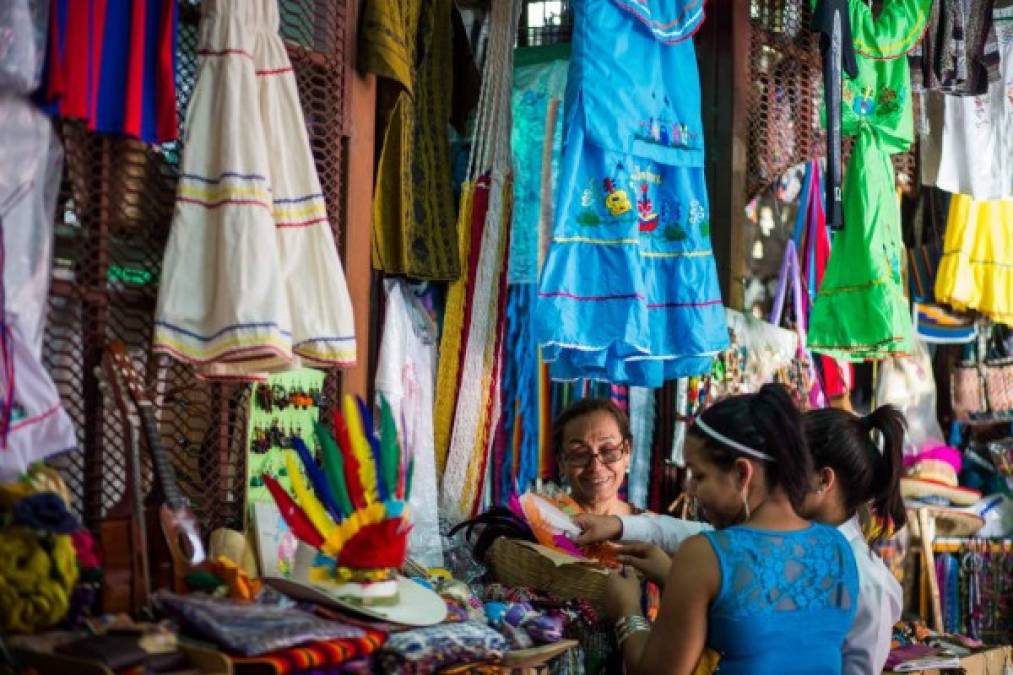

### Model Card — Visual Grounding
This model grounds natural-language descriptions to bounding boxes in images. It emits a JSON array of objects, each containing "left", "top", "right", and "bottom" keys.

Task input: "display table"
[
  {"left": 440, "top": 639, "right": 581, "bottom": 674},
  {"left": 885, "top": 645, "right": 1011, "bottom": 675}
]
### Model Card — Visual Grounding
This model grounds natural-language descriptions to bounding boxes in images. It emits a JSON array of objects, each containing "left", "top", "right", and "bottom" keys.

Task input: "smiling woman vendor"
[{"left": 551, "top": 398, "right": 637, "bottom": 517}]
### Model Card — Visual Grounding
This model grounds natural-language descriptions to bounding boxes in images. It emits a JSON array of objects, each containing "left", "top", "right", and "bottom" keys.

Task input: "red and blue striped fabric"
[
  {"left": 38, "top": 0, "right": 178, "bottom": 144},
  {"left": 229, "top": 630, "right": 386, "bottom": 675}
]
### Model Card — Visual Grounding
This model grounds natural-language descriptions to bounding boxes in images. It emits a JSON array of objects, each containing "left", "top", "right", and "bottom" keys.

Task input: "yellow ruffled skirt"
[{"left": 934, "top": 194, "right": 1013, "bottom": 324}]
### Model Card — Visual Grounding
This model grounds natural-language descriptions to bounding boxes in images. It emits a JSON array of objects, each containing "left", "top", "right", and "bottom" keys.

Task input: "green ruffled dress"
[{"left": 807, "top": 0, "right": 931, "bottom": 360}]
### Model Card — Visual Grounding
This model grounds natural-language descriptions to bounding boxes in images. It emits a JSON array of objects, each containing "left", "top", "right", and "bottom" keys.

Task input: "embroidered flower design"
[{"left": 688, "top": 200, "right": 705, "bottom": 226}]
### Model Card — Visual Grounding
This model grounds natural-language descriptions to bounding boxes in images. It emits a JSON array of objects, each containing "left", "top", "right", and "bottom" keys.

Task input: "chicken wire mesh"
[
  {"left": 44, "top": 0, "right": 352, "bottom": 534},
  {"left": 745, "top": 0, "right": 918, "bottom": 200}
]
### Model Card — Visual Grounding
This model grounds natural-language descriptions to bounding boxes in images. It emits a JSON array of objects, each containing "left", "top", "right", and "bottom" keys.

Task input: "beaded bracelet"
[{"left": 615, "top": 614, "right": 651, "bottom": 646}]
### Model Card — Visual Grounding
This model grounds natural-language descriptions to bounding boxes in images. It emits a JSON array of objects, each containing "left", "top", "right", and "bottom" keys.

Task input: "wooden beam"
[
  {"left": 698, "top": 2, "right": 749, "bottom": 310},
  {"left": 340, "top": 0, "right": 376, "bottom": 401}
]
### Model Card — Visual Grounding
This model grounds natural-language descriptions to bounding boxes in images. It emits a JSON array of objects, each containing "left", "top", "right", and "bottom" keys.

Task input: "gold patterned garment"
[{"left": 360, "top": 0, "right": 462, "bottom": 281}]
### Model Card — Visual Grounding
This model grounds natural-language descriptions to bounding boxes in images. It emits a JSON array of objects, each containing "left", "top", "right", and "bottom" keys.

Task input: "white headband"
[{"left": 694, "top": 417, "right": 776, "bottom": 463}]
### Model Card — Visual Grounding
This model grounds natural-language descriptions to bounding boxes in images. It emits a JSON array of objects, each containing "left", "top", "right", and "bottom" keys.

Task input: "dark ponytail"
[
  {"left": 688, "top": 383, "right": 813, "bottom": 512},
  {"left": 803, "top": 405, "right": 907, "bottom": 544}
]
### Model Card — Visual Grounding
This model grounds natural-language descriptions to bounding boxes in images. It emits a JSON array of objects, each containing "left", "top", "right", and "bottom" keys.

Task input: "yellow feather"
[
  {"left": 342, "top": 395, "right": 378, "bottom": 504},
  {"left": 322, "top": 501, "right": 387, "bottom": 556},
  {"left": 284, "top": 451, "right": 337, "bottom": 544}
]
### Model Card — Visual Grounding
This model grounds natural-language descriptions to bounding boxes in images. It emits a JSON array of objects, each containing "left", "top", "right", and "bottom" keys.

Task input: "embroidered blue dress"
[
  {"left": 702, "top": 524, "right": 860, "bottom": 674},
  {"left": 535, "top": 0, "right": 728, "bottom": 387}
]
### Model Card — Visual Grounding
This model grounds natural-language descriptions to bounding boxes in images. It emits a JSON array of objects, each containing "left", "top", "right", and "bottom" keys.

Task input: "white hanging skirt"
[{"left": 154, "top": 0, "right": 355, "bottom": 380}]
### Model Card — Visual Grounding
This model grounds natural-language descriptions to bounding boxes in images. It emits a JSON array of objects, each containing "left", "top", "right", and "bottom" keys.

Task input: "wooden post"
[
  {"left": 340, "top": 0, "right": 377, "bottom": 401},
  {"left": 917, "top": 507, "right": 945, "bottom": 633},
  {"left": 697, "top": 2, "right": 749, "bottom": 310}
]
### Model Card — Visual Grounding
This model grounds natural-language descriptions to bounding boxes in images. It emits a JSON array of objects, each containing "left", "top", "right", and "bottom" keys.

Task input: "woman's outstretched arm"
[{"left": 607, "top": 534, "right": 720, "bottom": 675}]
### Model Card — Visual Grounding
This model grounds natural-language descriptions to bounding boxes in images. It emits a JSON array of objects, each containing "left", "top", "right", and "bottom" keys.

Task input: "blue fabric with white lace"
[{"left": 702, "top": 523, "right": 859, "bottom": 674}]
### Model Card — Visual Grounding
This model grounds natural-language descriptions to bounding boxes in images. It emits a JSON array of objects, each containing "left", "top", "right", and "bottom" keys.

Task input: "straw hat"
[
  {"left": 905, "top": 506, "right": 985, "bottom": 539},
  {"left": 900, "top": 446, "right": 981, "bottom": 507}
]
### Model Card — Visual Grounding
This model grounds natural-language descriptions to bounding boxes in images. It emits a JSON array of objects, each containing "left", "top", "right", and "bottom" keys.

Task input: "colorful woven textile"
[
  {"left": 437, "top": 0, "right": 522, "bottom": 521},
  {"left": 374, "top": 621, "right": 509, "bottom": 674},
  {"left": 154, "top": 592, "right": 365, "bottom": 657},
  {"left": 360, "top": 0, "right": 465, "bottom": 280},
  {"left": 38, "top": 0, "right": 178, "bottom": 143},
  {"left": 229, "top": 630, "right": 386, "bottom": 674},
  {"left": 509, "top": 46, "right": 568, "bottom": 284}
]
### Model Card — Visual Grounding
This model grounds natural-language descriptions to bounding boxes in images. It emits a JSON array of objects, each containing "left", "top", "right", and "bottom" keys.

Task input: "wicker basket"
[{"left": 486, "top": 538, "right": 610, "bottom": 610}]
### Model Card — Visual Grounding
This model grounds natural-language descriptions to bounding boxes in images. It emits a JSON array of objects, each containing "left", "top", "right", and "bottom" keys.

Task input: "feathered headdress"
[{"left": 263, "top": 395, "right": 412, "bottom": 578}]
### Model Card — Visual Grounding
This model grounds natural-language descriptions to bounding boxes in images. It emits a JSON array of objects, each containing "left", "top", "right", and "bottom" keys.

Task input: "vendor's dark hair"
[
  {"left": 688, "top": 384, "right": 812, "bottom": 512},
  {"left": 803, "top": 406, "right": 907, "bottom": 544},
  {"left": 552, "top": 398, "right": 632, "bottom": 455}
]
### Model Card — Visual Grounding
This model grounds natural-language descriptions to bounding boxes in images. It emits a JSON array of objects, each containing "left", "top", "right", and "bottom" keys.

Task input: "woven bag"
[
  {"left": 984, "top": 361, "right": 1013, "bottom": 414},
  {"left": 952, "top": 363, "right": 987, "bottom": 420},
  {"left": 951, "top": 325, "right": 1013, "bottom": 420}
]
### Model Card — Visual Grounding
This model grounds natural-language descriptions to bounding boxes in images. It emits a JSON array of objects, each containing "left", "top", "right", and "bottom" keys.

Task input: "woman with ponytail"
[
  {"left": 602, "top": 384, "right": 859, "bottom": 675},
  {"left": 800, "top": 405, "right": 906, "bottom": 675},
  {"left": 576, "top": 402, "right": 905, "bottom": 675}
]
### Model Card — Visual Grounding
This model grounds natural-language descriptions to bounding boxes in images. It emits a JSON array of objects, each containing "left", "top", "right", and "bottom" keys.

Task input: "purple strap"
[{"left": 769, "top": 239, "right": 806, "bottom": 341}]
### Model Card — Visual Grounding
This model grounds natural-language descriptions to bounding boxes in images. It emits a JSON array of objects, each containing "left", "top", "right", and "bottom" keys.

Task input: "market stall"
[{"left": 0, "top": 0, "right": 1011, "bottom": 673}]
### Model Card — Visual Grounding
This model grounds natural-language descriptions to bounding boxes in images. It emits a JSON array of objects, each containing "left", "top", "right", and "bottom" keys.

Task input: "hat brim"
[
  {"left": 905, "top": 506, "right": 985, "bottom": 539},
  {"left": 265, "top": 575, "right": 448, "bottom": 626},
  {"left": 901, "top": 477, "right": 981, "bottom": 507}
]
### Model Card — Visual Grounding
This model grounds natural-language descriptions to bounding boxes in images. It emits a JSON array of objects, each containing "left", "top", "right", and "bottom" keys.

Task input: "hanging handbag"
[
  {"left": 798, "top": 162, "right": 852, "bottom": 403},
  {"left": 769, "top": 239, "right": 826, "bottom": 410},
  {"left": 951, "top": 324, "right": 1013, "bottom": 420}
]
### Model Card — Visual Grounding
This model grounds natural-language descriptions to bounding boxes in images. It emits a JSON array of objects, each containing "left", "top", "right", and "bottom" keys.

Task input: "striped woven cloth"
[{"left": 230, "top": 630, "right": 386, "bottom": 675}]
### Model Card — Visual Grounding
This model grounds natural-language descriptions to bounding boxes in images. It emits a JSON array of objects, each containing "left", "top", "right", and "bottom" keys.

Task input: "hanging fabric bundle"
[
  {"left": 626, "top": 387, "right": 655, "bottom": 510},
  {"left": 436, "top": 0, "right": 522, "bottom": 522},
  {"left": 153, "top": 0, "right": 356, "bottom": 381},
  {"left": 37, "top": 0, "right": 179, "bottom": 144},
  {"left": 807, "top": 0, "right": 931, "bottom": 361},
  {"left": 534, "top": 0, "right": 728, "bottom": 388},
  {"left": 794, "top": 161, "right": 851, "bottom": 403},
  {"left": 359, "top": 0, "right": 478, "bottom": 281},
  {"left": 0, "top": 99, "right": 77, "bottom": 481},
  {"left": 374, "top": 280, "right": 443, "bottom": 568}
]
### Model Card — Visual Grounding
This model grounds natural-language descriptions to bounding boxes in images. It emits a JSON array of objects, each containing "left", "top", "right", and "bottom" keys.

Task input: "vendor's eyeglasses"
[{"left": 563, "top": 444, "right": 628, "bottom": 468}]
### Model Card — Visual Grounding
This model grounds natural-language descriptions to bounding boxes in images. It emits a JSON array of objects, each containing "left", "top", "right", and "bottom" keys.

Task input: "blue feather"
[
  {"left": 355, "top": 397, "right": 388, "bottom": 501},
  {"left": 291, "top": 436, "right": 344, "bottom": 523}
]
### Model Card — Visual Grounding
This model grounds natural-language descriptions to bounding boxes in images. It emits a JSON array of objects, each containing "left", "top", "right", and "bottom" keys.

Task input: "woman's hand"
[
  {"left": 615, "top": 543, "right": 672, "bottom": 587},
  {"left": 604, "top": 565, "right": 644, "bottom": 620},
  {"left": 570, "top": 513, "right": 623, "bottom": 545}
]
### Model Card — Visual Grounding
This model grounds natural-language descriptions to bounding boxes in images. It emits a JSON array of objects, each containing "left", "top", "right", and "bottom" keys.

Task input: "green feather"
[
  {"left": 379, "top": 395, "right": 400, "bottom": 498},
  {"left": 406, "top": 456, "right": 414, "bottom": 501},
  {"left": 314, "top": 420, "right": 354, "bottom": 517}
]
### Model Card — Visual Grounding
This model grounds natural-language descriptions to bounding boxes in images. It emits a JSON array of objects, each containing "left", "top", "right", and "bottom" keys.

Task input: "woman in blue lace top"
[{"left": 605, "top": 384, "right": 859, "bottom": 674}]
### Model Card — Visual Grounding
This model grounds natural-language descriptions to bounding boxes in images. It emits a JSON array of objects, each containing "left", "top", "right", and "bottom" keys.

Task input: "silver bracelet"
[{"left": 615, "top": 614, "right": 650, "bottom": 646}]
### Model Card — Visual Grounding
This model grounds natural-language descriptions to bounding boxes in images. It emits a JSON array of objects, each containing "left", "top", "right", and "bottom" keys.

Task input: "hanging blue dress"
[{"left": 535, "top": 0, "right": 728, "bottom": 387}]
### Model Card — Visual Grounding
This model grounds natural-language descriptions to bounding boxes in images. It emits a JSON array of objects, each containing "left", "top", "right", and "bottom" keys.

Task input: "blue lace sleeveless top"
[{"left": 701, "top": 523, "right": 859, "bottom": 674}]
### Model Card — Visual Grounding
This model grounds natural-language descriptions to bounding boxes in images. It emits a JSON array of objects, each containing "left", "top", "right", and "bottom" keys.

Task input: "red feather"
[
  {"left": 337, "top": 518, "right": 411, "bottom": 569},
  {"left": 332, "top": 409, "right": 365, "bottom": 509},
  {"left": 262, "top": 473, "right": 324, "bottom": 548}
]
